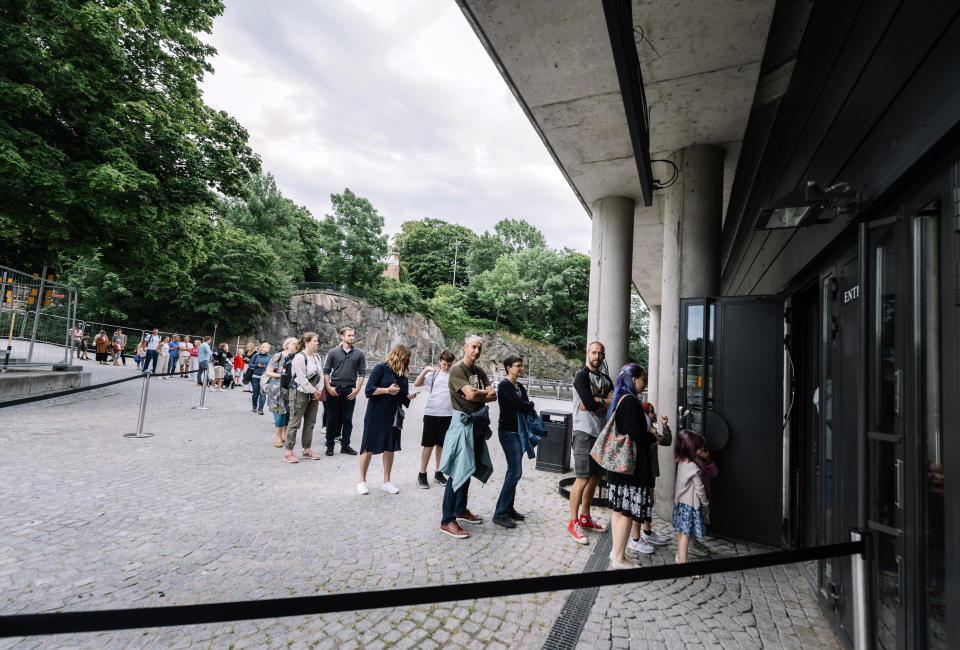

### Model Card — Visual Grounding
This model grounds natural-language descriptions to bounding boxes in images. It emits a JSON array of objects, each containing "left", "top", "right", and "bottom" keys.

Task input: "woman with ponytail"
[{"left": 605, "top": 363, "right": 658, "bottom": 569}]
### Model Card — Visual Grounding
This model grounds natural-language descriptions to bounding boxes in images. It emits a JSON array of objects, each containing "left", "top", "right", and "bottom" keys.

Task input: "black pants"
[{"left": 325, "top": 385, "right": 357, "bottom": 448}]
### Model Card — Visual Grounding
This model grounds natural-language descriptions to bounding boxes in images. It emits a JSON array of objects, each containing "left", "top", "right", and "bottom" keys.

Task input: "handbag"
[
  {"left": 589, "top": 395, "right": 636, "bottom": 474},
  {"left": 387, "top": 366, "right": 405, "bottom": 430}
]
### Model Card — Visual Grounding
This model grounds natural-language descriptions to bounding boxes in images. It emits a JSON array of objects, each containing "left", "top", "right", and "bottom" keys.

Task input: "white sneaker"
[
  {"left": 356, "top": 482, "right": 369, "bottom": 495},
  {"left": 628, "top": 537, "right": 655, "bottom": 554},
  {"left": 381, "top": 482, "right": 400, "bottom": 494},
  {"left": 641, "top": 530, "right": 669, "bottom": 546},
  {"left": 609, "top": 558, "right": 638, "bottom": 570}
]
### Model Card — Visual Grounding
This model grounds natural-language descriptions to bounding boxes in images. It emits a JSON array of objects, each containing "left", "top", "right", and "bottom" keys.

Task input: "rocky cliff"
[{"left": 253, "top": 291, "right": 580, "bottom": 380}]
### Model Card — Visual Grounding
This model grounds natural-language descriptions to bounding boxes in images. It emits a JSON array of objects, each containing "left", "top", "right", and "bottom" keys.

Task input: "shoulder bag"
[{"left": 589, "top": 395, "right": 636, "bottom": 474}]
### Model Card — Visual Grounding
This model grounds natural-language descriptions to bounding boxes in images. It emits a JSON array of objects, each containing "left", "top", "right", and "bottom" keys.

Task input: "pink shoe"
[{"left": 282, "top": 451, "right": 298, "bottom": 463}]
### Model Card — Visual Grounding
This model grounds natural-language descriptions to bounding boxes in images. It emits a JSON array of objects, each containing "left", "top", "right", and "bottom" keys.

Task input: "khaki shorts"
[
  {"left": 572, "top": 430, "right": 603, "bottom": 478},
  {"left": 213, "top": 366, "right": 225, "bottom": 379}
]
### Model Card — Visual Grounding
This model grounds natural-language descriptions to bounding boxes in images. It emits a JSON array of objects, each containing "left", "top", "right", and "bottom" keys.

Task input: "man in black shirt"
[{"left": 323, "top": 327, "right": 366, "bottom": 455}]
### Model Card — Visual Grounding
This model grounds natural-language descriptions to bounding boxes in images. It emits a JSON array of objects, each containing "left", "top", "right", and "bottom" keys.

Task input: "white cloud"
[{"left": 200, "top": 0, "right": 591, "bottom": 251}]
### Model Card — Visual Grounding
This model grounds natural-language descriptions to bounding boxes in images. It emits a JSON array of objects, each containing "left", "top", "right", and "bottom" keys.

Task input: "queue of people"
[{"left": 99, "top": 322, "right": 716, "bottom": 567}]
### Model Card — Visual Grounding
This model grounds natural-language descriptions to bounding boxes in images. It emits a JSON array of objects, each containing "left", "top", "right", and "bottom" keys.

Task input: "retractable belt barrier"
[
  {"left": 0, "top": 371, "right": 179, "bottom": 409},
  {"left": 0, "top": 540, "right": 864, "bottom": 638}
]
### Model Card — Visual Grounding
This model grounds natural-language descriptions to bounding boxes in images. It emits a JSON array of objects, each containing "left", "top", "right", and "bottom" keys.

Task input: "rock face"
[{"left": 252, "top": 291, "right": 580, "bottom": 380}]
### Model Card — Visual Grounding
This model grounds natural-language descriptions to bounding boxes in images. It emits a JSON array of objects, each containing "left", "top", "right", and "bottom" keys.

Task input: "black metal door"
[{"left": 679, "top": 296, "right": 784, "bottom": 548}]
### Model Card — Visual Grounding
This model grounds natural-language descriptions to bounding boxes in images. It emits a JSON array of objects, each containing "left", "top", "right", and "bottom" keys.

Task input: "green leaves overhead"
[
  {"left": 317, "top": 188, "right": 388, "bottom": 290},
  {"left": 0, "top": 0, "right": 259, "bottom": 278}
]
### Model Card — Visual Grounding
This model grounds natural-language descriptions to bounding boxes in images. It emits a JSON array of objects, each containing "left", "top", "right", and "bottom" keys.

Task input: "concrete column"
[
  {"left": 647, "top": 304, "right": 661, "bottom": 408},
  {"left": 586, "top": 196, "right": 635, "bottom": 373},
  {"left": 654, "top": 145, "right": 724, "bottom": 521}
]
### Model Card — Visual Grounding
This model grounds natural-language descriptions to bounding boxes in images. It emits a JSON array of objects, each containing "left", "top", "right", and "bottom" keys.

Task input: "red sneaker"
[
  {"left": 579, "top": 514, "right": 607, "bottom": 532},
  {"left": 440, "top": 521, "right": 469, "bottom": 538},
  {"left": 568, "top": 519, "right": 588, "bottom": 544},
  {"left": 456, "top": 510, "right": 483, "bottom": 525}
]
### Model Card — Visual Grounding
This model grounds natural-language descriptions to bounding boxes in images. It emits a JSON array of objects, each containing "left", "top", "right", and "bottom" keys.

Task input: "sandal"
[{"left": 274, "top": 440, "right": 283, "bottom": 448}]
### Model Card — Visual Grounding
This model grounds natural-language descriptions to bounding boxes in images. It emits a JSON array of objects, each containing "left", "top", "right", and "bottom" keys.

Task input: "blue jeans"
[
  {"left": 196, "top": 360, "right": 208, "bottom": 384},
  {"left": 251, "top": 376, "right": 266, "bottom": 411},
  {"left": 142, "top": 349, "right": 158, "bottom": 374},
  {"left": 167, "top": 353, "right": 179, "bottom": 375},
  {"left": 494, "top": 431, "right": 523, "bottom": 519},
  {"left": 325, "top": 386, "right": 357, "bottom": 447},
  {"left": 441, "top": 478, "right": 470, "bottom": 526}
]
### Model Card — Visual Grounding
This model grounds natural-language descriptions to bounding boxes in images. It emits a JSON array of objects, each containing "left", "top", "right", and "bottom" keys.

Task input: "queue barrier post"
[
  {"left": 850, "top": 528, "right": 871, "bottom": 650},
  {"left": 193, "top": 366, "right": 210, "bottom": 410},
  {"left": 124, "top": 372, "right": 155, "bottom": 438}
]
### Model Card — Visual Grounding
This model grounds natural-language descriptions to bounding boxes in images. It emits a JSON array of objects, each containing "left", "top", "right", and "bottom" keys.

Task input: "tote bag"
[{"left": 589, "top": 395, "right": 636, "bottom": 474}]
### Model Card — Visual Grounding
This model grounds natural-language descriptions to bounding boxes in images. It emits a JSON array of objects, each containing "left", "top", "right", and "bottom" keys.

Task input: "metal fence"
[{"left": 1, "top": 265, "right": 78, "bottom": 368}]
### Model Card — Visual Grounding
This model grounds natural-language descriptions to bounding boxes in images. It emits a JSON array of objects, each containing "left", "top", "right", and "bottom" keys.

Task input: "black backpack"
[{"left": 280, "top": 353, "right": 296, "bottom": 389}]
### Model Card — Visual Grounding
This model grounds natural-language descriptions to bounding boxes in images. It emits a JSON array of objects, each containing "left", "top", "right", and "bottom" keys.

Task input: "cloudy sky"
[{"left": 200, "top": 0, "right": 592, "bottom": 252}]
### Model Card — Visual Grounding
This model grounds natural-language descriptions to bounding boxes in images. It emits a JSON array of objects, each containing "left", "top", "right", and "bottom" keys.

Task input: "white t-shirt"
[
  {"left": 145, "top": 333, "right": 161, "bottom": 351},
  {"left": 179, "top": 342, "right": 192, "bottom": 358},
  {"left": 423, "top": 370, "right": 452, "bottom": 417}
]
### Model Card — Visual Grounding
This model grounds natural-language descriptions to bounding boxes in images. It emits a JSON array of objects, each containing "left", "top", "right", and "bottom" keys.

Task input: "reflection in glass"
[
  {"left": 821, "top": 278, "right": 834, "bottom": 585},
  {"left": 684, "top": 304, "right": 704, "bottom": 431},
  {"left": 706, "top": 303, "right": 715, "bottom": 412},
  {"left": 915, "top": 214, "right": 944, "bottom": 648},
  {"left": 876, "top": 534, "right": 899, "bottom": 650},
  {"left": 875, "top": 239, "right": 897, "bottom": 433}
]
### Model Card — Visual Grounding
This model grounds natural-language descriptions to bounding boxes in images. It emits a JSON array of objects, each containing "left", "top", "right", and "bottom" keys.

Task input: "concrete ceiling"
[{"left": 457, "top": 0, "right": 775, "bottom": 307}]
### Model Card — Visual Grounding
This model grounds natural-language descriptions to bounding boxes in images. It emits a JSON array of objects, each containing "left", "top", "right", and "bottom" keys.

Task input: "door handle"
[{"left": 894, "top": 459, "right": 903, "bottom": 509}]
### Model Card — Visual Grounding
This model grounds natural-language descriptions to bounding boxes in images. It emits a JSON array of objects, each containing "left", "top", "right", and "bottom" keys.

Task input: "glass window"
[
  {"left": 915, "top": 213, "right": 944, "bottom": 648},
  {"left": 684, "top": 304, "right": 704, "bottom": 431},
  {"left": 875, "top": 238, "right": 898, "bottom": 433}
]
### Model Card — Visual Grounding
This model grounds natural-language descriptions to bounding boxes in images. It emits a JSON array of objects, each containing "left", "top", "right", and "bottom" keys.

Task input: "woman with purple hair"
[{"left": 605, "top": 363, "right": 659, "bottom": 569}]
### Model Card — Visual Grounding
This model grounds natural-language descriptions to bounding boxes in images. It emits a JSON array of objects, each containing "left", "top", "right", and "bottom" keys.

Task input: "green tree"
[
  {"left": 465, "top": 232, "right": 511, "bottom": 280},
  {"left": 494, "top": 218, "right": 546, "bottom": 252},
  {"left": 392, "top": 218, "right": 476, "bottom": 295},
  {"left": 365, "top": 277, "right": 427, "bottom": 315},
  {"left": 180, "top": 225, "right": 284, "bottom": 333},
  {"left": 0, "top": 0, "right": 260, "bottom": 280},
  {"left": 221, "top": 173, "right": 307, "bottom": 284},
  {"left": 629, "top": 290, "right": 650, "bottom": 368},
  {"left": 317, "top": 189, "right": 388, "bottom": 289}
]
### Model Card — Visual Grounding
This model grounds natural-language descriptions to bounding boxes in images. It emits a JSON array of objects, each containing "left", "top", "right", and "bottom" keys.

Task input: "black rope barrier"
[
  {"left": 0, "top": 371, "right": 180, "bottom": 409},
  {"left": 0, "top": 540, "right": 863, "bottom": 638}
]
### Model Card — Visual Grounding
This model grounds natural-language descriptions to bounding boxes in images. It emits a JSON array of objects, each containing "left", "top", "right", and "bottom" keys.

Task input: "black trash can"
[{"left": 536, "top": 409, "right": 572, "bottom": 473}]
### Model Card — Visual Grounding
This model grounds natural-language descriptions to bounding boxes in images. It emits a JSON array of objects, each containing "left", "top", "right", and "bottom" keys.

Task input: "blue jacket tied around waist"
[{"left": 439, "top": 405, "right": 494, "bottom": 491}]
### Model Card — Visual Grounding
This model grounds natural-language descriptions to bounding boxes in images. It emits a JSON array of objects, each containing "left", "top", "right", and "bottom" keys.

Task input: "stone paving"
[{"left": 0, "top": 361, "right": 840, "bottom": 648}]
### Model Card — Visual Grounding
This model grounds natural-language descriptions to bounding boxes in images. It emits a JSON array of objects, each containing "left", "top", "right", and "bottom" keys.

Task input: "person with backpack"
[
  {"left": 283, "top": 332, "right": 325, "bottom": 463},
  {"left": 212, "top": 342, "right": 230, "bottom": 391},
  {"left": 263, "top": 337, "right": 298, "bottom": 448}
]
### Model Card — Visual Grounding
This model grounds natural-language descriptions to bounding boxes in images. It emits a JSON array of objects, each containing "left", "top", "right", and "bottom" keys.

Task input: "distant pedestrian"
[
  {"left": 437, "top": 336, "right": 498, "bottom": 539},
  {"left": 673, "top": 429, "right": 709, "bottom": 571},
  {"left": 322, "top": 327, "right": 365, "bottom": 456},
  {"left": 606, "top": 363, "right": 657, "bottom": 570},
  {"left": 154, "top": 336, "right": 167, "bottom": 373},
  {"left": 72, "top": 325, "right": 83, "bottom": 357},
  {"left": 93, "top": 330, "right": 109, "bottom": 365},
  {"left": 283, "top": 332, "right": 325, "bottom": 463},
  {"left": 492, "top": 355, "right": 536, "bottom": 529},
  {"left": 249, "top": 342, "right": 272, "bottom": 414},
  {"left": 232, "top": 349, "right": 244, "bottom": 388},
  {"left": 195, "top": 336, "right": 212, "bottom": 385},
  {"left": 135, "top": 339, "right": 147, "bottom": 369},
  {"left": 189, "top": 339, "right": 200, "bottom": 374},
  {"left": 242, "top": 342, "right": 256, "bottom": 391},
  {"left": 113, "top": 329, "right": 127, "bottom": 366},
  {"left": 166, "top": 335, "right": 181, "bottom": 376},
  {"left": 79, "top": 336, "right": 90, "bottom": 360},
  {"left": 567, "top": 341, "right": 614, "bottom": 544},
  {"left": 178, "top": 337, "right": 192, "bottom": 378},
  {"left": 357, "top": 344, "right": 418, "bottom": 495},
  {"left": 263, "top": 338, "right": 297, "bottom": 447},
  {"left": 212, "top": 343, "right": 229, "bottom": 391},
  {"left": 142, "top": 328, "right": 162, "bottom": 374},
  {"left": 412, "top": 349, "right": 456, "bottom": 488}
]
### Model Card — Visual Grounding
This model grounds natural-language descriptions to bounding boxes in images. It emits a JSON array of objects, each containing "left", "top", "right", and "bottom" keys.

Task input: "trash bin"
[{"left": 536, "top": 409, "right": 572, "bottom": 473}]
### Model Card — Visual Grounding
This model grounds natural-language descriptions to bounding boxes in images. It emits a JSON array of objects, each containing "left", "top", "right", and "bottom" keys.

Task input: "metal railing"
[{"left": 1, "top": 265, "right": 78, "bottom": 369}]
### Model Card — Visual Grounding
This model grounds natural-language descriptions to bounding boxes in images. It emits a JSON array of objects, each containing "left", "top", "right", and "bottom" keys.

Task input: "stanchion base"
[
  {"left": 192, "top": 406, "right": 210, "bottom": 410},
  {"left": 123, "top": 432, "right": 155, "bottom": 438}
]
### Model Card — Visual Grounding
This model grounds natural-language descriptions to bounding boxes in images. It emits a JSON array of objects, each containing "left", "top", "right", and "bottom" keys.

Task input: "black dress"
[{"left": 360, "top": 362, "right": 410, "bottom": 454}]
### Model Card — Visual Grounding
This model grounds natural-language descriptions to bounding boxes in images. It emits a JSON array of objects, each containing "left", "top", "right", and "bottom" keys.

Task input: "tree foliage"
[
  {"left": 494, "top": 218, "right": 547, "bottom": 252},
  {"left": 392, "top": 218, "right": 476, "bottom": 295},
  {"left": 0, "top": 0, "right": 260, "bottom": 281},
  {"left": 317, "top": 188, "right": 388, "bottom": 290}
]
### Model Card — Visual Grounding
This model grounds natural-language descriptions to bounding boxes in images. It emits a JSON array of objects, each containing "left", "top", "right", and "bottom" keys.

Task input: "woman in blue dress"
[{"left": 358, "top": 344, "right": 418, "bottom": 495}]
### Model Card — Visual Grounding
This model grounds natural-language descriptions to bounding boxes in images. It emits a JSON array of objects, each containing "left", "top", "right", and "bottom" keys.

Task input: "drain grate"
[{"left": 541, "top": 530, "right": 612, "bottom": 650}]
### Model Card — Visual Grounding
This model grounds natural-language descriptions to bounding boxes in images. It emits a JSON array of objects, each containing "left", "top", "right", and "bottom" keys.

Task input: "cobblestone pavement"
[{"left": 0, "top": 362, "right": 840, "bottom": 649}]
